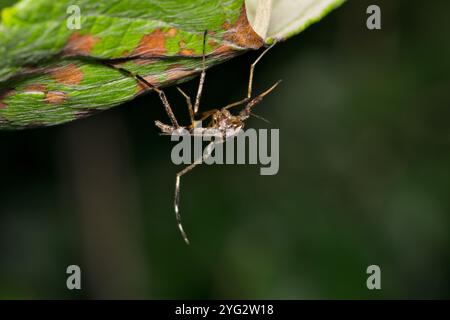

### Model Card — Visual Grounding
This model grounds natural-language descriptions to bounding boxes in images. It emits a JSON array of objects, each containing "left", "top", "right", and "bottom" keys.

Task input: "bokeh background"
[{"left": 1, "top": 0, "right": 449, "bottom": 299}]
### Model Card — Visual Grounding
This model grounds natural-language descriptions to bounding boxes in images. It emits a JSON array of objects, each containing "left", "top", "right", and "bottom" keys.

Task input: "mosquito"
[{"left": 113, "top": 31, "right": 280, "bottom": 244}]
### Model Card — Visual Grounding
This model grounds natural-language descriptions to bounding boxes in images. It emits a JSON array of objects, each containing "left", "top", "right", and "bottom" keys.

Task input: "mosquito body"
[
  {"left": 113, "top": 31, "right": 280, "bottom": 244},
  {"left": 154, "top": 85, "right": 278, "bottom": 142}
]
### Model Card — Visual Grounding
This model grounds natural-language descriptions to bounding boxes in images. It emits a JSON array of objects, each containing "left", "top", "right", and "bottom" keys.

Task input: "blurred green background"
[{"left": 1, "top": 0, "right": 449, "bottom": 299}]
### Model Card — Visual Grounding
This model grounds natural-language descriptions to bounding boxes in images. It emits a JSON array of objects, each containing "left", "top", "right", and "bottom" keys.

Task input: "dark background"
[{"left": 1, "top": 0, "right": 449, "bottom": 299}]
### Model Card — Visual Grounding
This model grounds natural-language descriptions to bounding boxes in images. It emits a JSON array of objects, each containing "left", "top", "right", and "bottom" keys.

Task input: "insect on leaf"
[{"left": 0, "top": 0, "right": 345, "bottom": 130}]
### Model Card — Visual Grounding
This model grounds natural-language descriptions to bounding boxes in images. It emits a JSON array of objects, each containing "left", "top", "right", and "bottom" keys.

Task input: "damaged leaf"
[{"left": 0, "top": 0, "right": 344, "bottom": 129}]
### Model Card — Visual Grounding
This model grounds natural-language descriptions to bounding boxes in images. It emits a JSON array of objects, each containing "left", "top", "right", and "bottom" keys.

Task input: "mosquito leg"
[
  {"left": 198, "top": 109, "right": 219, "bottom": 122},
  {"left": 247, "top": 42, "right": 277, "bottom": 99},
  {"left": 223, "top": 98, "right": 250, "bottom": 110},
  {"left": 135, "top": 74, "right": 180, "bottom": 129},
  {"left": 239, "top": 80, "right": 281, "bottom": 119},
  {"left": 176, "top": 87, "right": 195, "bottom": 127},
  {"left": 174, "top": 141, "right": 215, "bottom": 245},
  {"left": 193, "top": 30, "right": 208, "bottom": 115},
  {"left": 174, "top": 162, "right": 197, "bottom": 245},
  {"left": 102, "top": 62, "right": 180, "bottom": 128},
  {"left": 219, "top": 42, "right": 277, "bottom": 112}
]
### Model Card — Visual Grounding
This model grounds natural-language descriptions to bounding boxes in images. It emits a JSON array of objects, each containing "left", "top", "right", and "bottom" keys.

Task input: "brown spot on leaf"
[
  {"left": 223, "top": 21, "right": 232, "bottom": 30},
  {"left": 50, "top": 64, "right": 84, "bottom": 85},
  {"left": 179, "top": 48, "right": 195, "bottom": 56},
  {"left": 208, "top": 39, "right": 218, "bottom": 47},
  {"left": 133, "top": 29, "right": 167, "bottom": 57},
  {"left": 63, "top": 32, "right": 100, "bottom": 56},
  {"left": 45, "top": 91, "right": 67, "bottom": 105},
  {"left": 166, "top": 28, "right": 178, "bottom": 37},
  {"left": 0, "top": 89, "right": 16, "bottom": 109},
  {"left": 208, "top": 39, "right": 233, "bottom": 55},
  {"left": 178, "top": 40, "right": 195, "bottom": 56},
  {"left": 143, "top": 75, "right": 161, "bottom": 85},
  {"left": 224, "top": 5, "right": 264, "bottom": 49},
  {"left": 24, "top": 84, "right": 46, "bottom": 93},
  {"left": 134, "top": 59, "right": 158, "bottom": 66},
  {"left": 214, "top": 44, "right": 234, "bottom": 55},
  {"left": 165, "top": 65, "right": 196, "bottom": 82},
  {"left": 167, "top": 69, "right": 196, "bottom": 82},
  {"left": 136, "top": 75, "right": 161, "bottom": 94},
  {"left": 166, "top": 63, "right": 185, "bottom": 71}
]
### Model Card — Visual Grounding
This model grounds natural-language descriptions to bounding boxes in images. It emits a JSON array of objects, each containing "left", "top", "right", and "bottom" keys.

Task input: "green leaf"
[{"left": 0, "top": 0, "right": 345, "bottom": 129}]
